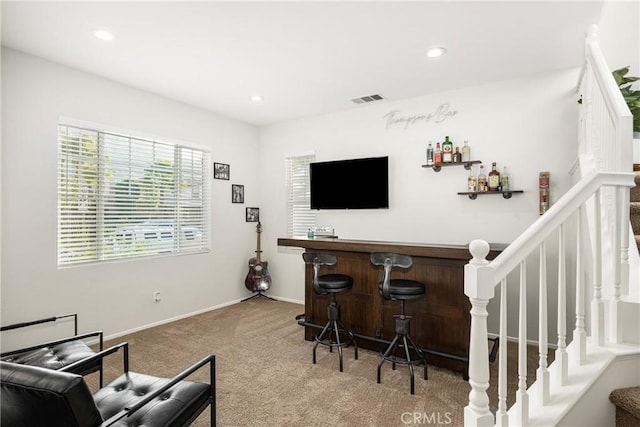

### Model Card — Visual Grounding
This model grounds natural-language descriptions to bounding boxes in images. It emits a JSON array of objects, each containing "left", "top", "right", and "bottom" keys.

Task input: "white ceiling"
[{"left": 1, "top": 1, "right": 604, "bottom": 127}]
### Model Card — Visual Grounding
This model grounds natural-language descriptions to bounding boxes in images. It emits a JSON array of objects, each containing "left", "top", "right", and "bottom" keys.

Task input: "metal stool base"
[
  {"left": 377, "top": 315, "right": 428, "bottom": 395},
  {"left": 313, "top": 300, "right": 358, "bottom": 372}
]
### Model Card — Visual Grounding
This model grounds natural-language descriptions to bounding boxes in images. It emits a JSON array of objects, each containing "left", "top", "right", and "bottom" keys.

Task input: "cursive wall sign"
[{"left": 384, "top": 103, "right": 457, "bottom": 130}]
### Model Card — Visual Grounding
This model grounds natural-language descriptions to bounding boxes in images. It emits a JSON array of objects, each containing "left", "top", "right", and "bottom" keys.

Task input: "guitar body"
[
  {"left": 245, "top": 257, "right": 272, "bottom": 292},
  {"left": 244, "top": 222, "right": 272, "bottom": 292}
]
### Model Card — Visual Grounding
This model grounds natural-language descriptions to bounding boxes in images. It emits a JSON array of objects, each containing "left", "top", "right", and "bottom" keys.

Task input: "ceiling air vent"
[{"left": 351, "top": 94, "right": 385, "bottom": 105}]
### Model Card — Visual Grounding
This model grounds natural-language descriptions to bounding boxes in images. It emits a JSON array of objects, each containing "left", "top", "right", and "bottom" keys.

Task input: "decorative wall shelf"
[
  {"left": 421, "top": 160, "right": 481, "bottom": 172},
  {"left": 457, "top": 190, "right": 524, "bottom": 200}
]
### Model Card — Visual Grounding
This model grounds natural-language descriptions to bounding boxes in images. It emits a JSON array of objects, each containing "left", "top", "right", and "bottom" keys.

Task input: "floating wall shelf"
[
  {"left": 457, "top": 190, "right": 524, "bottom": 200},
  {"left": 421, "top": 160, "right": 481, "bottom": 172}
]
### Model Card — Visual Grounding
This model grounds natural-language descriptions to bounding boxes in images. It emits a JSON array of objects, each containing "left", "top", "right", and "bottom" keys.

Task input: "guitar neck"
[{"left": 255, "top": 222, "right": 262, "bottom": 263}]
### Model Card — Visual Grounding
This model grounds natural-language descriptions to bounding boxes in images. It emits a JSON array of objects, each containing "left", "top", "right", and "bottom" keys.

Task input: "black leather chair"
[
  {"left": 371, "top": 252, "right": 428, "bottom": 394},
  {"left": 303, "top": 252, "right": 358, "bottom": 372},
  {"left": 1, "top": 342, "right": 216, "bottom": 427},
  {"left": 0, "top": 313, "right": 104, "bottom": 386}
]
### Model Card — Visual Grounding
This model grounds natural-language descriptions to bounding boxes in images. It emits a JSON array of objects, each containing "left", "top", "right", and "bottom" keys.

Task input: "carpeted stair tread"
[
  {"left": 631, "top": 173, "right": 640, "bottom": 203},
  {"left": 631, "top": 203, "right": 640, "bottom": 235},
  {"left": 609, "top": 386, "right": 640, "bottom": 426},
  {"left": 631, "top": 172, "right": 640, "bottom": 250}
]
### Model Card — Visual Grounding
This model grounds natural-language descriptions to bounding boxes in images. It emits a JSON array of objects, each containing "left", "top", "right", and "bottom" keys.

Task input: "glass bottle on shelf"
[
  {"left": 434, "top": 142, "right": 442, "bottom": 165},
  {"left": 461, "top": 140, "right": 471, "bottom": 162},
  {"left": 488, "top": 162, "right": 501, "bottom": 191},
  {"left": 500, "top": 166, "right": 510, "bottom": 191},
  {"left": 467, "top": 165, "right": 477, "bottom": 192},
  {"left": 442, "top": 136, "right": 453, "bottom": 163},
  {"left": 477, "top": 164, "right": 487, "bottom": 192},
  {"left": 453, "top": 146, "right": 462, "bottom": 163},
  {"left": 426, "top": 142, "right": 434, "bottom": 166},
  {"left": 540, "top": 189, "right": 549, "bottom": 214}
]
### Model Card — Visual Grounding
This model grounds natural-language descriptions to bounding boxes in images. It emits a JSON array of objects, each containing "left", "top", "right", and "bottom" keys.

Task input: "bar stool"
[
  {"left": 371, "top": 252, "right": 427, "bottom": 394},
  {"left": 303, "top": 252, "right": 358, "bottom": 372}
]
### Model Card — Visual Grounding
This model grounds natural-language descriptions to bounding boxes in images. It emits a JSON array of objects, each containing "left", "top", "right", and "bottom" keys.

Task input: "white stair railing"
[{"left": 464, "top": 25, "right": 634, "bottom": 427}]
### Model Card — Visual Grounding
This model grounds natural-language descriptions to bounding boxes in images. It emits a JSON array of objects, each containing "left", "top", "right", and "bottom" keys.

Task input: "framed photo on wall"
[
  {"left": 232, "top": 184, "right": 244, "bottom": 203},
  {"left": 213, "top": 162, "right": 230, "bottom": 180},
  {"left": 246, "top": 207, "right": 259, "bottom": 222}
]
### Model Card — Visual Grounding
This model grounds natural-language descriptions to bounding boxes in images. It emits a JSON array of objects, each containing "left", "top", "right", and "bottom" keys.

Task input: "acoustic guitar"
[{"left": 244, "top": 222, "right": 272, "bottom": 293}]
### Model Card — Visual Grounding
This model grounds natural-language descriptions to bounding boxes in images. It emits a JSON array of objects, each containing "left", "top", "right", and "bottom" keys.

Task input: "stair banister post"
[{"left": 464, "top": 240, "right": 495, "bottom": 427}]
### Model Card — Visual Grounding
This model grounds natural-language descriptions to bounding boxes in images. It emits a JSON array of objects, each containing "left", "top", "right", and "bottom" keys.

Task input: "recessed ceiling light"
[
  {"left": 250, "top": 95, "right": 264, "bottom": 102},
  {"left": 426, "top": 47, "right": 447, "bottom": 58},
  {"left": 94, "top": 30, "right": 114, "bottom": 41}
]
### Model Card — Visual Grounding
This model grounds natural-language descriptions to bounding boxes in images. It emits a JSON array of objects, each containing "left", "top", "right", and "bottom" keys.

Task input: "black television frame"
[{"left": 309, "top": 156, "right": 389, "bottom": 210}]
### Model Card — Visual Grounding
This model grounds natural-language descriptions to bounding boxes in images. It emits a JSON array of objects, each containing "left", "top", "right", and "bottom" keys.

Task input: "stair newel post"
[
  {"left": 464, "top": 240, "right": 495, "bottom": 427},
  {"left": 591, "top": 189, "right": 605, "bottom": 346}
]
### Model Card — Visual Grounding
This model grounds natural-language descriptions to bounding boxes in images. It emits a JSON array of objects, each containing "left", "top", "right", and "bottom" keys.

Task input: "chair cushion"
[
  {"left": 379, "top": 278, "right": 425, "bottom": 300},
  {"left": 94, "top": 371, "right": 211, "bottom": 427},
  {"left": 317, "top": 273, "right": 353, "bottom": 292},
  {"left": 1, "top": 361, "right": 103, "bottom": 427},
  {"left": 0, "top": 340, "right": 99, "bottom": 376}
]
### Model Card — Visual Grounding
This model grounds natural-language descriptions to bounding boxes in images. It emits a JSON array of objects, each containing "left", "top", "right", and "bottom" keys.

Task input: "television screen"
[{"left": 310, "top": 156, "right": 389, "bottom": 210}]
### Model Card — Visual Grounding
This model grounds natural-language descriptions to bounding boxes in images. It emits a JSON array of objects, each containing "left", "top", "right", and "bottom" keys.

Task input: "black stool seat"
[
  {"left": 302, "top": 252, "right": 358, "bottom": 372},
  {"left": 378, "top": 279, "right": 425, "bottom": 299},
  {"left": 318, "top": 274, "right": 353, "bottom": 292}
]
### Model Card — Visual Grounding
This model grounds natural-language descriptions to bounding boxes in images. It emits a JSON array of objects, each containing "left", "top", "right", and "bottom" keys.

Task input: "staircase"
[
  {"left": 609, "top": 386, "right": 640, "bottom": 427},
  {"left": 463, "top": 26, "right": 640, "bottom": 427},
  {"left": 630, "top": 172, "right": 640, "bottom": 250}
]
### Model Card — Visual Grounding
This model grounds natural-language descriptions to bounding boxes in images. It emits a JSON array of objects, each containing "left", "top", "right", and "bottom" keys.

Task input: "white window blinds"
[
  {"left": 285, "top": 154, "right": 316, "bottom": 237},
  {"left": 57, "top": 124, "right": 210, "bottom": 266}
]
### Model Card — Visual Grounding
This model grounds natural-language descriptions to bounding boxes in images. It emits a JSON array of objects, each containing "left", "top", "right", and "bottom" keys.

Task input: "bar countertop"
[{"left": 277, "top": 237, "right": 506, "bottom": 261}]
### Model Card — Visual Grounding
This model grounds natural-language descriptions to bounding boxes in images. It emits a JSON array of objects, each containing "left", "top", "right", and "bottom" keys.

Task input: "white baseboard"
[{"left": 102, "top": 296, "right": 304, "bottom": 343}]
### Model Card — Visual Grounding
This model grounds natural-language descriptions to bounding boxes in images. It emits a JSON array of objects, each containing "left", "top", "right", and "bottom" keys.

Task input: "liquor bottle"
[
  {"left": 426, "top": 142, "right": 434, "bottom": 166},
  {"left": 540, "top": 189, "right": 549, "bottom": 214},
  {"left": 477, "top": 164, "right": 487, "bottom": 192},
  {"left": 453, "top": 146, "right": 462, "bottom": 163},
  {"left": 467, "top": 165, "right": 477, "bottom": 192},
  {"left": 442, "top": 136, "right": 453, "bottom": 163},
  {"left": 434, "top": 142, "right": 442, "bottom": 165},
  {"left": 500, "top": 166, "right": 510, "bottom": 191},
  {"left": 488, "top": 162, "right": 501, "bottom": 191},
  {"left": 539, "top": 172, "right": 550, "bottom": 215},
  {"left": 461, "top": 140, "right": 471, "bottom": 162}
]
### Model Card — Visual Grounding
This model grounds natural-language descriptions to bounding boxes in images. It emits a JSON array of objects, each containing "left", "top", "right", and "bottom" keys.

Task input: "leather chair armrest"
[
  {"left": 101, "top": 354, "right": 216, "bottom": 427},
  {"left": 0, "top": 330, "right": 104, "bottom": 357},
  {"left": 1, "top": 313, "right": 78, "bottom": 334},
  {"left": 61, "top": 342, "right": 129, "bottom": 375}
]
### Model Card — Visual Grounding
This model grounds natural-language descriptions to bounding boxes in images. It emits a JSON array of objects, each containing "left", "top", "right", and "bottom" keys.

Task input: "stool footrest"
[
  {"left": 312, "top": 319, "right": 358, "bottom": 372},
  {"left": 377, "top": 332, "right": 428, "bottom": 395}
]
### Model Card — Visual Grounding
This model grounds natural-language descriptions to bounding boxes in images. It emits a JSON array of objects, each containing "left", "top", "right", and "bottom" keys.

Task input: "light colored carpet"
[{"left": 86, "top": 299, "right": 546, "bottom": 426}]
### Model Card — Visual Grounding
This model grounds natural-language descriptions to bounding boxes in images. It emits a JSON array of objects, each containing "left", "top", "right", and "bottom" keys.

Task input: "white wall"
[
  {"left": 259, "top": 68, "right": 581, "bottom": 339},
  {"left": 598, "top": 0, "right": 640, "bottom": 77},
  {"left": 1, "top": 48, "right": 260, "bottom": 349}
]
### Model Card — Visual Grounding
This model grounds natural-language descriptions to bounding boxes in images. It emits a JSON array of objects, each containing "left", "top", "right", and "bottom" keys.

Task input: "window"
[
  {"left": 285, "top": 154, "right": 316, "bottom": 237},
  {"left": 57, "top": 124, "right": 210, "bottom": 266}
]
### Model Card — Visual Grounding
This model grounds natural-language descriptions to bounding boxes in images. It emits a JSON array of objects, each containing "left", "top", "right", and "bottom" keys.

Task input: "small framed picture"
[
  {"left": 213, "top": 162, "right": 230, "bottom": 180},
  {"left": 246, "top": 207, "right": 259, "bottom": 222},
  {"left": 232, "top": 184, "right": 244, "bottom": 203}
]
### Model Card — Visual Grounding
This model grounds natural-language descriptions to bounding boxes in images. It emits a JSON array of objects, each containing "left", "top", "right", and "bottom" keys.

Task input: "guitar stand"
[{"left": 241, "top": 291, "right": 276, "bottom": 302}]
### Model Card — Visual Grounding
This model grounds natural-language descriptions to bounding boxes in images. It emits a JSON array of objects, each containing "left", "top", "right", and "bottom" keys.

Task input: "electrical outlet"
[{"left": 153, "top": 291, "right": 161, "bottom": 302}]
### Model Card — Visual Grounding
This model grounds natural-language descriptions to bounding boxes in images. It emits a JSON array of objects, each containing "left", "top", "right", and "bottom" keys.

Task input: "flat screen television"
[{"left": 310, "top": 156, "right": 389, "bottom": 210}]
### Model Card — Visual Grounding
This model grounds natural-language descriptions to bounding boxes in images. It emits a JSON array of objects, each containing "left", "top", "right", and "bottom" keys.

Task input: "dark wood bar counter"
[{"left": 278, "top": 237, "right": 504, "bottom": 375}]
